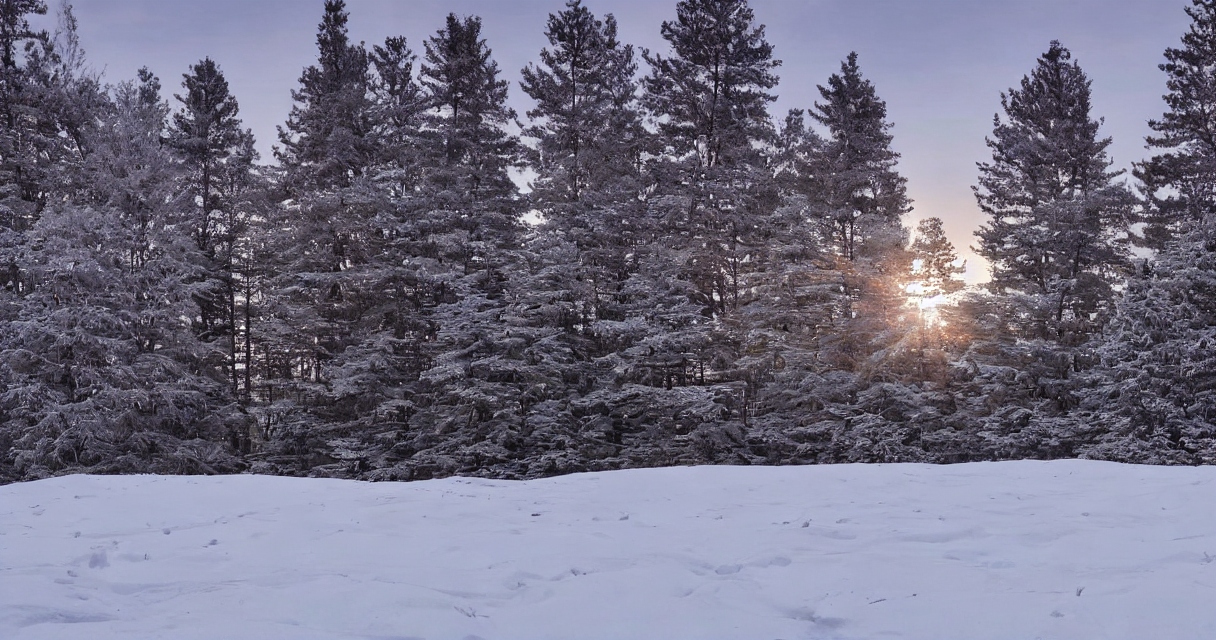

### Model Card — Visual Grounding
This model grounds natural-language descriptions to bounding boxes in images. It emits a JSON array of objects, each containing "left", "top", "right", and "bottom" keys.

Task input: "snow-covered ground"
[{"left": 2, "top": 461, "right": 1215, "bottom": 640}]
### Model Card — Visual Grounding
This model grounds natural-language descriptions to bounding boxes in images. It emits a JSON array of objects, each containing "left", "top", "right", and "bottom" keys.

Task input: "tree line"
[{"left": 2, "top": 0, "right": 1215, "bottom": 483}]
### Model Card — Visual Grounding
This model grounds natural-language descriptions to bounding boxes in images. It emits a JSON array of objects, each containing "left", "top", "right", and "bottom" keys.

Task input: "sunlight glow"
[{"left": 905, "top": 281, "right": 949, "bottom": 327}]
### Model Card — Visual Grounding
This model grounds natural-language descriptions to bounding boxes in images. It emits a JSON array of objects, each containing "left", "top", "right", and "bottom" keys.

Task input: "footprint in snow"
[{"left": 88, "top": 550, "right": 109, "bottom": 569}]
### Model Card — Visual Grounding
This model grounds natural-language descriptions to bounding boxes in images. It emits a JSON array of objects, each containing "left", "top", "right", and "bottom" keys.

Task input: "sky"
[{"left": 50, "top": 0, "right": 1196, "bottom": 282}]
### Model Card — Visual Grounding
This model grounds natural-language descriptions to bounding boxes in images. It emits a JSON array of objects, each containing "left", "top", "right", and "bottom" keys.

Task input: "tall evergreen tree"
[
  {"left": 419, "top": 14, "right": 519, "bottom": 216},
  {"left": 1080, "top": 217, "right": 1216, "bottom": 464},
  {"left": 258, "top": 2, "right": 403, "bottom": 475},
  {"left": 518, "top": 0, "right": 645, "bottom": 353},
  {"left": 975, "top": 41, "right": 1132, "bottom": 346},
  {"left": 169, "top": 58, "right": 245, "bottom": 252},
  {"left": 521, "top": 0, "right": 643, "bottom": 206},
  {"left": 642, "top": 0, "right": 778, "bottom": 171},
  {"left": 167, "top": 58, "right": 258, "bottom": 398},
  {"left": 1136, "top": 0, "right": 1216, "bottom": 249},
  {"left": 276, "top": 0, "right": 373, "bottom": 192},
  {"left": 0, "top": 66, "right": 247, "bottom": 482},
  {"left": 641, "top": 0, "right": 780, "bottom": 319},
  {"left": 0, "top": 0, "right": 69, "bottom": 229},
  {"left": 368, "top": 35, "right": 424, "bottom": 196},
  {"left": 1080, "top": 2, "right": 1216, "bottom": 465},
  {"left": 910, "top": 217, "right": 965, "bottom": 299},
  {"left": 801, "top": 52, "right": 909, "bottom": 262},
  {"left": 773, "top": 54, "right": 911, "bottom": 375}
]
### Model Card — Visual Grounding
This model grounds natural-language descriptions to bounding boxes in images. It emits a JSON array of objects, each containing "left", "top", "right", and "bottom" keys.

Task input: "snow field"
[{"left": 2, "top": 460, "right": 1215, "bottom": 639}]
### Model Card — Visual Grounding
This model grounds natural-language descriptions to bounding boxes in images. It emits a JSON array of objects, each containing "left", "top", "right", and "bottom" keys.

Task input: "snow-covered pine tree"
[
  {"left": 510, "top": 0, "right": 650, "bottom": 466},
  {"left": 519, "top": 0, "right": 645, "bottom": 320},
  {"left": 521, "top": 0, "right": 643, "bottom": 208},
  {"left": 368, "top": 35, "right": 424, "bottom": 197},
  {"left": 749, "top": 62, "right": 931, "bottom": 466},
  {"left": 802, "top": 52, "right": 909, "bottom": 263},
  {"left": 641, "top": 0, "right": 780, "bottom": 317},
  {"left": 276, "top": 0, "right": 374, "bottom": 193},
  {"left": 890, "top": 217, "right": 967, "bottom": 380},
  {"left": 958, "top": 42, "right": 1135, "bottom": 459},
  {"left": 910, "top": 217, "right": 965, "bottom": 298},
  {"left": 168, "top": 58, "right": 258, "bottom": 399},
  {"left": 351, "top": 13, "right": 534, "bottom": 480},
  {"left": 257, "top": 2, "right": 427, "bottom": 476},
  {"left": 1079, "top": 217, "right": 1216, "bottom": 464},
  {"left": 819, "top": 54, "right": 910, "bottom": 377},
  {"left": 975, "top": 41, "right": 1132, "bottom": 347},
  {"left": 169, "top": 58, "right": 246, "bottom": 253},
  {"left": 557, "top": 0, "right": 781, "bottom": 467},
  {"left": 418, "top": 14, "right": 520, "bottom": 229},
  {"left": 1, "top": 65, "right": 247, "bottom": 481},
  {"left": 1135, "top": 0, "right": 1216, "bottom": 249},
  {"left": 1078, "top": 3, "right": 1216, "bottom": 464},
  {"left": 0, "top": 0, "right": 97, "bottom": 232}
]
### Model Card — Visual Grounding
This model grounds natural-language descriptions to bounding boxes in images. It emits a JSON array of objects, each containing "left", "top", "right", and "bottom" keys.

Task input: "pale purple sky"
[{"left": 54, "top": 0, "right": 1194, "bottom": 281}]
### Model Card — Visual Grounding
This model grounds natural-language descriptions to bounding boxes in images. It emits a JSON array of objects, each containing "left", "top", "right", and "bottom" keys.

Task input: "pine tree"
[
  {"left": 901, "top": 216, "right": 966, "bottom": 375},
  {"left": 1080, "top": 2, "right": 1216, "bottom": 464},
  {"left": 641, "top": 0, "right": 780, "bottom": 316},
  {"left": 517, "top": 0, "right": 645, "bottom": 374},
  {"left": 774, "top": 54, "right": 911, "bottom": 375},
  {"left": 276, "top": 0, "right": 373, "bottom": 192},
  {"left": 169, "top": 58, "right": 245, "bottom": 252},
  {"left": 1136, "top": 0, "right": 1216, "bottom": 249},
  {"left": 369, "top": 13, "right": 529, "bottom": 479},
  {"left": 258, "top": 1, "right": 404, "bottom": 475},
  {"left": 538, "top": 0, "right": 782, "bottom": 463},
  {"left": 642, "top": 0, "right": 778, "bottom": 171},
  {"left": 1, "top": 68, "right": 247, "bottom": 481},
  {"left": 1080, "top": 217, "right": 1216, "bottom": 464},
  {"left": 168, "top": 58, "right": 257, "bottom": 398},
  {"left": 419, "top": 14, "right": 519, "bottom": 218},
  {"left": 975, "top": 41, "right": 1133, "bottom": 346},
  {"left": 0, "top": 0, "right": 65, "bottom": 229},
  {"left": 910, "top": 217, "right": 965, "bottom": 298},
  {"left": 521, "top": 0, "right": 643, "bottom": 206},
  {"left": 801, "top": 52, "right": 909, "bottom": 262},
  {"left": 368, "top": 35, "right": 424, "bottom": 196}
]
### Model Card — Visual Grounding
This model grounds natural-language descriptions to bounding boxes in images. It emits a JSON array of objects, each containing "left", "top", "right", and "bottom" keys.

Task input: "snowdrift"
[{"left": 2, "top": 461, "right": 1215, "bottom": 639}]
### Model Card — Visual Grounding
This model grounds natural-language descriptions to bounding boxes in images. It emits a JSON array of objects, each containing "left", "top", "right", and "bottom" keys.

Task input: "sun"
[{"left": 905, "top": 267, "right": 949, "bottom": 328}]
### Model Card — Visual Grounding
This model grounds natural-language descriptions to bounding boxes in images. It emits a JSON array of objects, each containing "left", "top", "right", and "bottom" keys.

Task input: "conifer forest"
[{"left": 4, "top": 0, "right": 1216, "bottom": 485}]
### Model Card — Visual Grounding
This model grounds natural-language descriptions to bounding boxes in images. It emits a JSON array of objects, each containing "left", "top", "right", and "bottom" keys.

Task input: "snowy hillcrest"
[{"left": 3, "top": 460, "right": 1215, "bottom": 639}]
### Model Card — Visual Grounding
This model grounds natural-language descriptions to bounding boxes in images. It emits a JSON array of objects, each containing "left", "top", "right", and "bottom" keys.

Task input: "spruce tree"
[
  {"left": 774, "top": 54, "right": 911, "bottom": 375},
  {"left": 259, "top": 2, "right": 406, "bottom": 475},
  {"left": 517, "top": 0, "right": 644, "bottom": 361},
  {"left": 276, "top": 0, "right": 373, "bottom": 192},
  {"left": 642, "top": 0, "right": 778, "bottom": 171},
  {"left": 910, "top": 217, "right": 965, "bottom": 298},
  {"left": 168, "top": 58, "right": 257, "bottom": 398},
  {"left": 1080, "top": 217, "right": 1216, "bottom": 464},
  {"left": 169, "top": 58, "right": 245, "bottom": 252},
  {"left": 0, "top": 0, "right": 63, "bottom": 228},
  {"left": 975, "top": 41, "right": 1132, "bottom": 346},
  {"left": 368, "top": 35, "right": 423, "bottom": 196},
  {"left": 419, "top": 14, "right": 519, "bottom": 215},
  {"left": 548, "top": 0, "right": 782, "bottom": 464},
  {"left": 802, "top": 52, "right": 909, "bottom": 262},
  {"left": 1080, "top": 2, "right": 1216, "bottom": 464},
  {"left": 521, "top": 0, "right": 643, "bottom": 206},
  {"left": 641, "top": 0, "right": 780, "bottom": 316},
  {"left": 1136, "top": 0, "right": 1216, "bottom": 249},
  {"left": 1, "top": 68, "right": 247, "bottom": 481}
]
